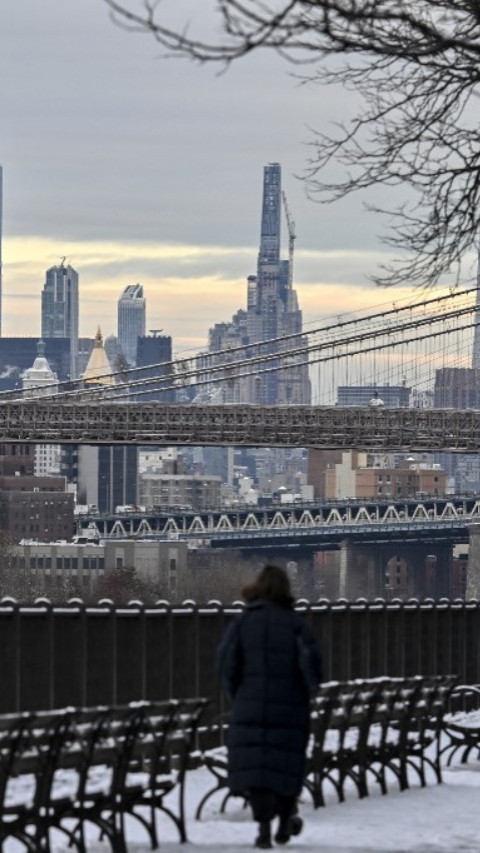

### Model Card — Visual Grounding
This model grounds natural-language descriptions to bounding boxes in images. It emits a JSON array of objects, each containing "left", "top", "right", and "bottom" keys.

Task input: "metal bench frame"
[
  {"left": 440, "top": 684, "right": 480, "bottom": 766},
  {"left": 0, "top": 698, "right": 208, "bottom": 852},
  {"left": 195, "top": 675, "right": 457, "bottom": 820}
]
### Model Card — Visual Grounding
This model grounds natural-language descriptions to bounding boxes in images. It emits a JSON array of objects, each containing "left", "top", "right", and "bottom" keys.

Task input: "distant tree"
[
  {"left": 91, "top": 565, "right": 168, "bottom": 604},
  {"left": 0, "top": 531, "right": 43, "bottom": 601},
  {"left": 103, "top": 0, "right": 480, "bottom": 287}
]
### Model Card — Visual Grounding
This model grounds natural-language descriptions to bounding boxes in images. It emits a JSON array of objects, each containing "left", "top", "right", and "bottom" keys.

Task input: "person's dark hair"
[{"left": 241, "top": 564, "right": 294, "bottom": 608}]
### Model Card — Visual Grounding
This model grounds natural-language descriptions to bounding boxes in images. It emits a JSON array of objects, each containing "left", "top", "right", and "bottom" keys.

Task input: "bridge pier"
[
  {"left": 338, "top": 541, "right": 378, "bottom": 599},
  {"left": 336, "top": 541, "right": 452, "bottom": 599}
]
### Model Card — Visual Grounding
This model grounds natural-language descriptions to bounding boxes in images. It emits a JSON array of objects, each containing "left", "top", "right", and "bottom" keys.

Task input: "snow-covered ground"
[{"left": 7, "top": 757, "right": 480, "bottom": 853}]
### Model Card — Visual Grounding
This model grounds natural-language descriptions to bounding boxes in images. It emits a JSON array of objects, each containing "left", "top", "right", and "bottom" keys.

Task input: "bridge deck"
[
  {"left": 75, "top": 496, "right": 477, "bottom": 547},
  {"left": 0, "top": 401, "right": 478, "bottom": 450}
]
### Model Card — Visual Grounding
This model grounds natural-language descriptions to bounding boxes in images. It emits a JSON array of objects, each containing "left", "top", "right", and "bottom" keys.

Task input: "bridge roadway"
[
  {"left": 76, "top": 496, "right": 477, "bottom": 549},
  {"left": 2, "top": 399, "right": 480, "bottom": 451}
]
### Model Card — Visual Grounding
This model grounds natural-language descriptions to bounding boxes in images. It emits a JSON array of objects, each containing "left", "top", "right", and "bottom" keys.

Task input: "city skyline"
[{"left": 0, "top": 1, "right": 476, "bottom": 354}]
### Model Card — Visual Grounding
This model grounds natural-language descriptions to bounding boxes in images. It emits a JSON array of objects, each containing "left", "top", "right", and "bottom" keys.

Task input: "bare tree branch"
[{"left": 102, "top": 0, "right": 480, "bottom": 287}]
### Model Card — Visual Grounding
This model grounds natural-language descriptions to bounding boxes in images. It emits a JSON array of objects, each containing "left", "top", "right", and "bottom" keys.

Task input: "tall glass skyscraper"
[
  {"left": 205, "top": 163, "right": 311, "bottom": 405},
  {"left": 117, "top": 284, "right": 146, "bottom": 366},
  {"left": 41, "top": 262, "right": 79, "bottom": 380}
]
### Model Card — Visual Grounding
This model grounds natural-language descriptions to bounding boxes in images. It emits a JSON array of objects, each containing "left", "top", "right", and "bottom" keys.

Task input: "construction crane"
[{"left": 282, "top": 191, "right": 296, "bottom": 289}]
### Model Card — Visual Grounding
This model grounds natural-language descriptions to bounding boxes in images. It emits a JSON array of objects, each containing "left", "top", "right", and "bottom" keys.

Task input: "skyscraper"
[
  {"left": 118, "top": 284, "right": 146, "bottom": 366},
  {"left": 21, "top": 341, "right": 60, "bottom": 476},
  {"left": 136, "top": 332, "right": 173, "bottom": 401},
  {"left": 76, "top": 328, "right": 138, "bottom": 513},
  {"left": 250, "top": 162, "right": 310, "bottom": 404},
  {"left": 204, "top": 163, "right": 310, "bottom": 405},
  {"left": 41, "top": 262, "right": 79, "bottom": 379}
]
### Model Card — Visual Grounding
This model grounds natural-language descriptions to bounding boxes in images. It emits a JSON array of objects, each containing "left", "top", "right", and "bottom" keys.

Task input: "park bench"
[
  {"left": 305, "top": 674, "right": 457, "bottom": 807},
  {"left": 195, "top": 674, "right": 457, "bottom": 820},
  {"left": 0, "top": 696, "right": 208, "bottom": 852},
  {"left": 440, "top": 683, "right": 480, "bottom": 766}
]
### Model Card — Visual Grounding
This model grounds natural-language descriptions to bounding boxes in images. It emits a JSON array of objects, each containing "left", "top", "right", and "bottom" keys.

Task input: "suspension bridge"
[
  {"left": 1, "top": 284, "right": 479, "bottom": 450},
  {"left": 1, "top": 398, "right": 480, "bottom": 451}
]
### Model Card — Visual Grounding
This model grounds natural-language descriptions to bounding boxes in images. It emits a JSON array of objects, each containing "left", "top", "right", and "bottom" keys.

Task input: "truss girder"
[
  {"left": 77, "top": 497, "right": 477, "bottom": 542},
  {"left": 2, "top": 401, "right": 480, "bottom": 451}
]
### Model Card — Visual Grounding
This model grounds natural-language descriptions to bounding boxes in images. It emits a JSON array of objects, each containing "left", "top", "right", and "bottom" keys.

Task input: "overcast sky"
[{"left": 0, "top": 0, "right": 465, "bottom": 354}]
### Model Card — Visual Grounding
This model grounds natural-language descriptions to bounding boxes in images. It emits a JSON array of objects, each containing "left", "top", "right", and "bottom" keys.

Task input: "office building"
[
  {"left": 41, "top": 263, "right": 79, "bottom": 379},
  {"left": 324, "top": 451, "right": 446, "bottom": 500},
  {"left": 337, "top": 385, "right": 411, "bottom": 407},
  {"left": 202, "top": 164, "right": 311, "bottom": 406},
  {"left": 10, "top": 539, "right": 187, "bottom": 599},
  {"left": 0, "top": 337, "right": 93, "bottom": 392},
  {"left": 118, "top": 284, "right": 146, "bottom": 367},
  {"left": 434, "top": 368, "right": 480, "bottom": 410},
  {"left": 21, "top": 341, "right": 60, "bottom": 476},
  {"left": 136, "top": 332, "right": 173, "bottom": 401},
  {"left": 249, "top": 163, "right": 310, "bottom": 404},
  {"left": 76, "top": 329, "right": 138, "bottom": 512},
  {"left": 434, "top": 366, "right": 480, "bottom": 492},
  {"left": 0, "top": 475, "right": 74, "bottom": 543},
  {"left": 0, "top": 444, "right": 73, "bottom": 543}
]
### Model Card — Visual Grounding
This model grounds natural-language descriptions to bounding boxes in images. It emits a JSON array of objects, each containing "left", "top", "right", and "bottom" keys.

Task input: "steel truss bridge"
[
  {"left": 76, "top": 496, "right": 478, "bottom": 548},
  {"left": 2, "top": 400, "right": 480, "bottom": 451}
]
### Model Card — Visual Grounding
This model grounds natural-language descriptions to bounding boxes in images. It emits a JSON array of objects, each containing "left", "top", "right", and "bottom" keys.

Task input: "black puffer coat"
[{"left": 217, "top": 599, "right": 322, "bottom": 798}]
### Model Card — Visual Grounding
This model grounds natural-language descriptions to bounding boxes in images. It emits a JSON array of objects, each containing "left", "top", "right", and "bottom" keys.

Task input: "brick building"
[
  {"left": 0, "top": 475, "right": 74, "bottom": 542},
  {"left": 319, "top": 451, "right": 447, "bottom": 501},
  {"left": 0, "top": 445, "right": 74, "bottom": 542}
]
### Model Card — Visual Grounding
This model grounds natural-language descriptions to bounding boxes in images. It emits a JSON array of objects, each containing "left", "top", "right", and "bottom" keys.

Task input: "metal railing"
[{"left": 1, "top": 598, "right": 479, "bottom": 723}]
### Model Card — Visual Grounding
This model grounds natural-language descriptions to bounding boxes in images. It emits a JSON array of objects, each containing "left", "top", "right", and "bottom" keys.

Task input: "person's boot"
[
  {"left": 274, "top": 813, "right": 304, "bottom": 844},
  {"left": 289, "top": 814, "right": 303, "bottom": 837},
  {"left": 255, "top": 821, "right": 272, "bottom": 849}
]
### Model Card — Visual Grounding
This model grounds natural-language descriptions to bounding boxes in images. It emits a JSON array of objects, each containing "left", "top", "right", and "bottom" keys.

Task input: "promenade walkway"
[{"left": 24, "top": 759, "right": 480, "bottom": 853}]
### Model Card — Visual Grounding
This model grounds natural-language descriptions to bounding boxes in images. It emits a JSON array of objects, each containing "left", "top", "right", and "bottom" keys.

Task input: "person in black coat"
[{"left": 217, "top": 564, "right": 322, "bottom": 849}]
